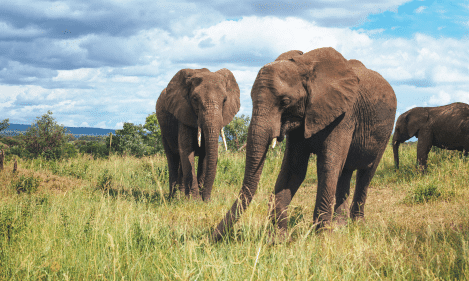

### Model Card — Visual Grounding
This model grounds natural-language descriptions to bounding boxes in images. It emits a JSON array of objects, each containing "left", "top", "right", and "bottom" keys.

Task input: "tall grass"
[{"left": 0, "top": 143, "right": 468, "bottom": 279}]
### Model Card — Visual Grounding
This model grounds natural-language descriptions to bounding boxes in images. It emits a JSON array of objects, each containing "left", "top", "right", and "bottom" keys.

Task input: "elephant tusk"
[
  {"left": 221, "top": 127, "right": 228, "bottom": 151},
  {"left": 272, "top": 138, "right": 277, "bottom": 149},
  {"left": 198, "top": 127, "right": 201, "bottom": 147}
]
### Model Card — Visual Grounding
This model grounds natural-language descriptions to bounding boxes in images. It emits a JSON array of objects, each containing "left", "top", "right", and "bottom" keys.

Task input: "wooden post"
[{"left": 13, "top": 157, "right": 17, "bottom": 173}]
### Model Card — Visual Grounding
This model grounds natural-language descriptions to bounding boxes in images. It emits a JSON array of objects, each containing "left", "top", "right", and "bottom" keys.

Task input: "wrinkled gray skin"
[
  {"left": 212, "top": 47, "right": 397, "bottom": 241},
  {"left": 156, "top": 68, "right": 240, "bottom": 201},
  {"left": 393, "top": 102, "right": 469, "bottom": 170}
]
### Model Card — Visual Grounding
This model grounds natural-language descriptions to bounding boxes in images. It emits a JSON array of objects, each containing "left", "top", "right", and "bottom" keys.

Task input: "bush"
[
  {"left": 404, "top": 182, "right": 455, "bottom": 204},
  {"left": 11, "top": 174, "right": 40, "bottom": 194},
  {"left": 79, "top": 141, "right": 108, "bottom": 158},
  {"left": 224, "top": 114, "right": 250, "bottom": 151},
  {"left": 97, "top": 169, "right": 113, "bottom": 191},
  {"left": 22, "top": 111, "right": 69, "bottom": 160}
]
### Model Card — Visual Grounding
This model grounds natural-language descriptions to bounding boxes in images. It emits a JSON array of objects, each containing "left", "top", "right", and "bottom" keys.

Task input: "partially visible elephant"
[
  {"left": 212, "top": 47, "right": 396, "bottom": 241},
  {"left": 156, "top": 68, "right": 240, "bottom": 201},
  {"left": 393, "top": 102, "right": 469, "bottom": 170}
]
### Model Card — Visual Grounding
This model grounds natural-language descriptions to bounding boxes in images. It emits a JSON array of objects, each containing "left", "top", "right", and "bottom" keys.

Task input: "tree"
[
  {"left": 0, "top": 119, "right": 9, "bottom": 132},
  {"left": 143, "top": 112, "right": 163, "bottom": 153},
  {"left": 224, "top": 114, "right": 251, "bottom": 151},
  {"left": 108, "top": 122, "right": 150, "bottom": 157},
  {"left": 23, "top": 111, "right": 70, "bottom": 159}
]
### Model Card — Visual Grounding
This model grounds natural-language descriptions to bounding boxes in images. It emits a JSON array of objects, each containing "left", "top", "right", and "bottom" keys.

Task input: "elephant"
[
  {"left": 155, "top": 68, "right": 240, "bottom": 201},
  {"left": 392, "top": 102, "right": 469, "bottom": 170},
  {"left": 212, "top": 47, "right": 396, "bottom": 241}
]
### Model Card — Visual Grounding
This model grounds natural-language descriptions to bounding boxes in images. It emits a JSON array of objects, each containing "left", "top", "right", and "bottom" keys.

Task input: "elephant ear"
[
  {"left": 292, "top": 47, "right": 360, "bottom": 138},
  {"left": 406, "top": 107, "right": 429, "bottom": 137},
  {"left": 162, "top": 68, "right": 209, "bottom": 128},
  {"left": 216, "top": 68, "right": 241, "bottom": 127},
  {"left": 275, "top": 50, "right": 304, "bottom": 61}
]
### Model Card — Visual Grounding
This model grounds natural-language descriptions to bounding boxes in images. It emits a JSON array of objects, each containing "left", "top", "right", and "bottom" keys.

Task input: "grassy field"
[{"left": 1, "top": 142, "right": 469, "bottom": 280}]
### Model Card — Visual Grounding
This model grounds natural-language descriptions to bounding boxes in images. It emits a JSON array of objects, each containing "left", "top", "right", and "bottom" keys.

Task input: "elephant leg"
[
  {"left": 177, "top": 163, "right": 183, "bottom": 193},
  {"left": 268, "top": 137, "right": 310, "bottom": 238},
  {"left": 333, "top": 168, "right": 354, "bottom": 226},
  {"left": 178, "top": 124, "right": 200, "bottom": 199},
  {"left": 162, "top": 136, "right": 180, "bottom": 198},
  {"left": 313, "top": 128, "right": 353, "bottom": 229},
  {"left": 416, "top": 130, "right": 432, "bottom": 171},
  {"left": 349, "top": 162, "right": 379, "bottom": 221}
]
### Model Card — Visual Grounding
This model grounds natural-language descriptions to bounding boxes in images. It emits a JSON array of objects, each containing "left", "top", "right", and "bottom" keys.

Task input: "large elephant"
[
  {"left": 393, "top": 102, "right": 469, "bottom": 170},
  {"left": 212, "top": 47, "right": 396, "bottom": 241},
  {"left": 156, "top": 68, "right": 240, "bottom": 201}
]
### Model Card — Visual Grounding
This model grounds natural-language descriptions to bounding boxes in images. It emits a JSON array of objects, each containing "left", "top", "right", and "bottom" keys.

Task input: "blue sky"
[{"left": 0, "top": 0, "right": 468, "bottom": 129}]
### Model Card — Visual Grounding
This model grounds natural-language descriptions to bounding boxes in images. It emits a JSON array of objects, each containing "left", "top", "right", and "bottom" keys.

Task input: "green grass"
[{"left": 0, "top": 143, "right": 469, "bottom": 279}]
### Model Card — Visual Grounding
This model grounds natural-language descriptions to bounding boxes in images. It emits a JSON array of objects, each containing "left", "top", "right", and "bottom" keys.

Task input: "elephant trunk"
[
  {"left": 201, "top": 122, "right": 221, "bottom": 201},
  {"left": 212, "top": 119, "right": 271, "bottom": 241},
  {"left": 393, "top": 137, "right": 400, "bottom": 169}
]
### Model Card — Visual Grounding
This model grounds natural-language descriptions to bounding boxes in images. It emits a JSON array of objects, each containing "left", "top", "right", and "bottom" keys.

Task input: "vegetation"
[
  {"left": 224, "top": 114, "right": 250, "bottom": 151},
  {"left": 0, "top": 118, "right": 9, "bottom": 132},
  {"left": 0, "top": 139, "right": 468, "bottom": 279},
  {"left": 21, "top": 111, "right": 72, "bottom": 159}
]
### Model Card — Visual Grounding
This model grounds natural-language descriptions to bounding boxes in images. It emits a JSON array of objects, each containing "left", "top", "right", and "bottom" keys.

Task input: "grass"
[{"left": 0, "top": 143, "right": 469, "bottom": 279}]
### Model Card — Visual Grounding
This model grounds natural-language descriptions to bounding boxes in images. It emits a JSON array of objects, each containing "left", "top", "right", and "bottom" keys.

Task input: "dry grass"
[{"left": 0, "top": 143, "right": 468, "bottom": 279}]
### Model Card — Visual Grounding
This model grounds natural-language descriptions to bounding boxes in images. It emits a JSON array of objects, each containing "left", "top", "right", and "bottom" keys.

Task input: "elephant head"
[
  {"left": 159, "top": 68, "right": 240, "bottom": 199},
  {"left": 213, "top": 47, "right": 359, "bottom": 240},
  {"left": 392, "top": 107, "right": 429, "bottom": 169}
]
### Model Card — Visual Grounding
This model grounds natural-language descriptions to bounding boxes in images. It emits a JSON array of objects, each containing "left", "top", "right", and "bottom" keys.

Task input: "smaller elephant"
[
  {"left": 393, "top": 102, "right": 469, "bottom": 170},
  {"left": 156, "top": 68, "right": 240, "bottom": 201}
]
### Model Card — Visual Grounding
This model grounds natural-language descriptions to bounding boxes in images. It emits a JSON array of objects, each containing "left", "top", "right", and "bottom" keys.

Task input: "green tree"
[
  {"left": 224, "top": 114, "right": 251, "bottom": 151},
  {"left": 0, "top": 119, "right": 9, "bottom": 132},
  {"left": 108, "top": 122, "right": 151, "bottom": 157},
  {"left": 23, "top": 111, "right": 70, "bottom": 159},
  {"left": 143, "top": 113, "right": 163, "bottom": 153}
]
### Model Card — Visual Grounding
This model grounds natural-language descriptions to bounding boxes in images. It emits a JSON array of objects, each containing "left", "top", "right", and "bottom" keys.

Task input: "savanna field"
[{"left": 1, "top": 142, "right": 469, "bottom": 280}]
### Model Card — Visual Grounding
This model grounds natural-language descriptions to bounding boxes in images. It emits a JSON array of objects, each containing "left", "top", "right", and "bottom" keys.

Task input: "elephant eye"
[
  {"left": 192, "top": 96, "right": 198, "bottom": 102},
  {"left": 280, "top": 97, "right": 291, "bottom": 107},
  {"left": 223, "top": 97, "right": 227, "bottom": 104}
]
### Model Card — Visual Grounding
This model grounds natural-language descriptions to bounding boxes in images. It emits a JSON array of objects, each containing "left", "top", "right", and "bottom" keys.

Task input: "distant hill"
[{"left": 0, "top": 124, "right": 116, "bottom": 137}]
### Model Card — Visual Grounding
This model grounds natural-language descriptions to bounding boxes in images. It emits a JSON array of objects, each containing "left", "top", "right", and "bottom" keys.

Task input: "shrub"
[
  {"left": 11, "top": 174, "right": 40, "bottom": 194},
  {"left": 404, "top": 182, "right": 455, "bottom": 204},
  {"left": 224, "top": 114, "right": 250, "bottom": 151},
  {"left": 97, "top": 169, "right": 113, "bottom": 191},
  {"left": 22, "top": 111, "right": 69, "bottom": 160}
]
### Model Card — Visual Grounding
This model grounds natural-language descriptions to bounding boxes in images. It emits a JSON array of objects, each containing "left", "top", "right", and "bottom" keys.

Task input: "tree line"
[{"left": 0, "top": 111, "right": 255, "bottom": 160}]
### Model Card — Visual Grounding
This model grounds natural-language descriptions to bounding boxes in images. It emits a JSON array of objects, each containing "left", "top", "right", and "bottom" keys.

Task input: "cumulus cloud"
[
  {"left": 415, "top": 6, "right": 427, "bottom": 13},
  {"left": 1, "top": 1, "right": 469, "bottom": 128},
  {"left": 429, "top": 91, "right": 451, "bottom": 105}
]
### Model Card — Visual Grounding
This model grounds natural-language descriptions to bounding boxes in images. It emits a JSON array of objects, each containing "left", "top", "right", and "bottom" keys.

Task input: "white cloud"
[
  {"left": 115, "top": 122, "right": 124, "bottom": 129},
  {"left": 0, "top": 21, "right": 44, "bottom": 38},
  {"left": 53, "top": 69, "right": 98, "bottom": 81},
  {"left": 429, "top": 91, "right": 451, "bottom": 105},
  {"left": 415, "top": 6, "right": 426, "bottom": 13},
  {"left": 111, "top": 76, "right": 140, "bottom": 83},
  {"left": 94, "top": 121, "right": 108, "bottom": 128},
  {"left": 433, "top": 66, "right": 469, "bottom": 83}
]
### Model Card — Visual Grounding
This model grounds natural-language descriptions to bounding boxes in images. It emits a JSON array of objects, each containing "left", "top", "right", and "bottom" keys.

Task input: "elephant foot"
[
  {"left": 211, "top": 228, "right": 223, "bottom": 243},
  {"left": 332, "top": 213, "right": 349, "bottom": 228},
  {"left": 314, "top": 219, "right": 334, "bottom": 234},
  {"left": 350, "top": 214, "right": 366, "bottom": 224},
  {"left": 266, "top": 228, "right": 291, "bottom": 245}
]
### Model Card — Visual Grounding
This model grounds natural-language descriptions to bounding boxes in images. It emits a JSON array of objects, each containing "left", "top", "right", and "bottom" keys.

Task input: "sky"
[{"left": 0, "top": 0, "right": 468, "bottom": 129}]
